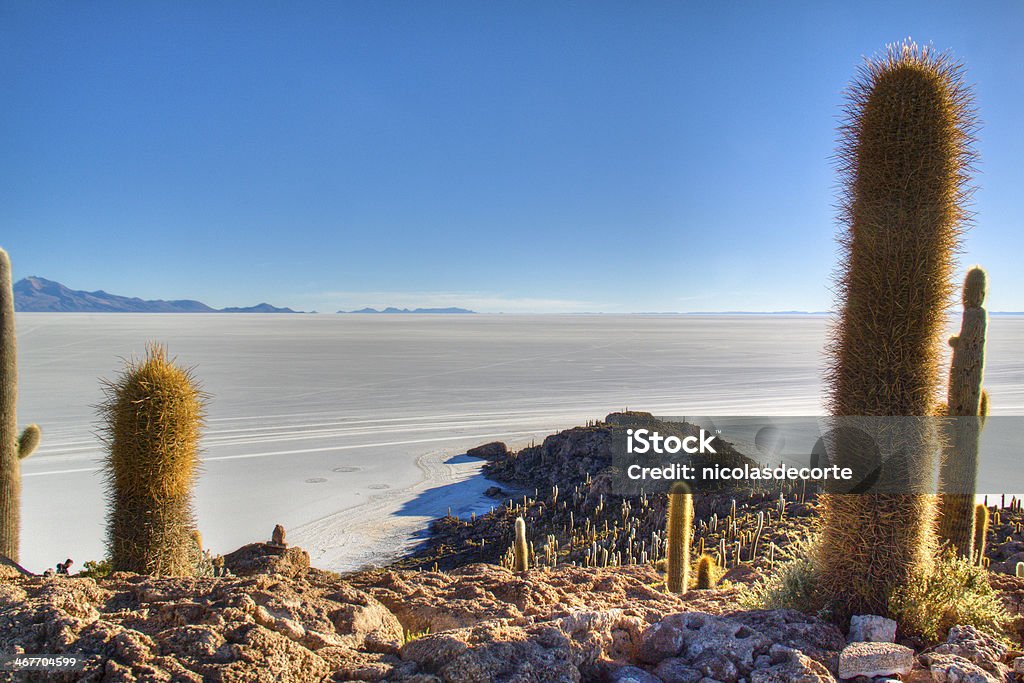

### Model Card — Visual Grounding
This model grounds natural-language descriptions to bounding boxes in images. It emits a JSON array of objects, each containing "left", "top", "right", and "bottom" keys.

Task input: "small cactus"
[
  {"left": 101, "top": 344, "right": 206, "bottom": 575},
  {"left": 513, "top": 516, "right": 529, "bottom": 571},
  {"left": 695, "top": 553, "right": 717, "bottom": 589},
  {"left": 1016, "top": 562, "right": 1024, "bottom": 579},
  {"left": 665, "top": 481, "right": 693, "bottom": 594},
  {"left": 973, "top": 504, "right": 989, "bottom": 566}
]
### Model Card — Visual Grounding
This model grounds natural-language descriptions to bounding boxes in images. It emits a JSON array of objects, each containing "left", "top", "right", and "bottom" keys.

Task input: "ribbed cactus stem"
[
  {"left": 0, "top": 248, "right": 41, "bottom": 564},
  {"left": 973, "top": 504, "right": 988, "bottom": 566},
  {"left": 665, "top": 481, "right": 692, "bottom": 594},
  {"left": 816, "top": 41, "right": 976, "bottom": 619},
  {"left": 513, "top": 516, "right": 529, "bottom": 572},
  {"left": 938, "top": 267, "right": 988, "bottom": 558}
]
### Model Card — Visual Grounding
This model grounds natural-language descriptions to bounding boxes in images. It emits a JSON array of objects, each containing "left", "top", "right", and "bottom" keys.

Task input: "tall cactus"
[
  {"left": 665, "top": 481, "right": 692, "bottom": 594},
  {"left": 513, "top": 516, "right": 529, "bottom": 571},
  {"left": 100, "top": 344, "right": 205, "bottom": 575},
  {"left": 815, "top": 41, "right": 977, "bottom": 619},
  {"left": 0, "top": 248, "right": 41, "bottom": 563},
  {"left": 937, "top": 267, "right": 988, "bottom": 558}
]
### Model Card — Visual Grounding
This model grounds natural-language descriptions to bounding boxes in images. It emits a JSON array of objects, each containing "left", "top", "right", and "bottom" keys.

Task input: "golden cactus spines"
[
  {"left": 0, "top": 248, "right": 42, "bottom": 564},
  {"left": 816, "top": 41, "right": 977, "bottom": 619},
  {"left": 665, "top": 481, "right": 692, "bottom": 594},
  {"left": 937, "top": 267, "right": 988, "bottom": 558},
  {"left": 513, "top": 516, "right": 529, "bottom": 572},
  {"left": 101, "top": 344, "right": 205, "bottom": 575}
]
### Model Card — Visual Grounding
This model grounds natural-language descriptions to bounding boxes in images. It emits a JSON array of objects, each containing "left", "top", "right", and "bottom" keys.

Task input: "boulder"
[
  {"left": 750, "top": 648, "right": 836, "bottom": 683},
  {"left": 931, "top": 625, "right": 1007, "bottom": 676},
  {"left": 920, "top": 653, "right": 1000, "bottom": 683},
  {"left": 608, "top": 665, "right": 662, "bottom": 683},
  {"left": 637, "top": 609, "right": 843, "bottom": 680},
  {"left": 652, "top": 657, "right": 704, "bottom": 683},
  {"left": 466, "top": 442, "right": 508, "bottom": 461},
  {"left": 847, "top": 615, "right": 897, "bottom": 643},
  {"left": 837, "top": 642, "right": 914, "bottom": 679},
  {"left": 222, "top": 542, "right": 309, "bottom": 579}
]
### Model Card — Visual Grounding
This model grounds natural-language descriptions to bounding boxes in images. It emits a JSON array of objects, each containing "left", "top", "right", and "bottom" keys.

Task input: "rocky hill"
[{"left": 13, "top": 277, "right": 300, "bottom": 313}]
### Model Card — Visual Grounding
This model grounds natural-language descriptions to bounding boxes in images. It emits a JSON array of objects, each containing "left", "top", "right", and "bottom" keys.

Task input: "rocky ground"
[
  {"left": 3, "top": 544, "right": 1024, "bottom": 682},
  {"left": 4, "top": 413, "right": 1024, "bottom": 682}
]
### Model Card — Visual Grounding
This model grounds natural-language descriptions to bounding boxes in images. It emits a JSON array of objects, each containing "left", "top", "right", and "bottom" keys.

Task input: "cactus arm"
[
  {"left": 937, "top": 267, "right": 988, "bottom": 558},
  {"left": 18, "top": 424, "right": 40, "bottom": 460}
]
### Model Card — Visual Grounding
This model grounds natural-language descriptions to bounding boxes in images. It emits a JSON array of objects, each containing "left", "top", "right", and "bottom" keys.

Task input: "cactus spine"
[
  {"left": 973, "top": 504, "right": 988, "bottom": 566},
  {"left": 816, "top": 42, "right": 977, "bottom": 619},
  {"left": 0, "top": 249, "right": 41, "bottom": 563},
  {"left": 665, "top": 481, "right": 692, "bottom": 594},
  {"left": 695, "top": 553, "right": 717, "bottom": 589},
  {"left": 101, "top": 344, "right": 205, "bottom": 575},
  {"left": 937, "top": 267, "right": 988, "bottom": 558},
  {"left": 513, "top": 516, "right": 529, "bottom": 571}
]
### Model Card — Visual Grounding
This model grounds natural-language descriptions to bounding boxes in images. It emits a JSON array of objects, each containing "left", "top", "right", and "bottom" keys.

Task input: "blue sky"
[{"left": 2, "top": 2, "right": 1022, "bottom": 313}]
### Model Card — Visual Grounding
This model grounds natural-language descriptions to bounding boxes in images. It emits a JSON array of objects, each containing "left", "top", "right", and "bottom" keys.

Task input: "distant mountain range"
[
  {"left": 14, "top": 277, "right": 302, "bottom": 313},
  {"left": 339, "top": 307, "right": 477, "bottom": 314}
]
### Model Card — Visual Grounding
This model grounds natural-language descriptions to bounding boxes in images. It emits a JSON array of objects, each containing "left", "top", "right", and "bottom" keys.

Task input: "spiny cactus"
[
  {"left": 816, "top": 41, "right": 977, "bottom": 619},
  {"left": 513, "top": 516, "right": 529, "bottom": 572},
  {"left": 0, "top": 248, "right": 41, "bottom": 563},
  {"left": 973, "top": 504, "right": 989, "bottom": 566},
  {"left": 101, "top": 344, "right": 206, "bottom": 575},
  {"left": 937, "top": 267, "right": 988, "bottom": 558},
  {"left": 665, "top": 481, "right": 692, "bottom": 594},
  {"left": 695, "top": 553, "right": 717, "bottom": 589}
]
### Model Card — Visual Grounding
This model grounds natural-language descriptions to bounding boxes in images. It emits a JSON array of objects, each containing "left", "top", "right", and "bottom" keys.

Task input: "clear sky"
[{"left": 2, "top": 2, "right": 1022, "bottom": 313}]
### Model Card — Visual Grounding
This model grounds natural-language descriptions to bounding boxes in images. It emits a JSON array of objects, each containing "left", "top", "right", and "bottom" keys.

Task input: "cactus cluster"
[
  {"left": 0, "top": 248, "right": 41, "bottom": 564},
  {"left": 100, "top": 344, "right": 206, "bottom": 575},
  {"left": 815, "top": 41, "right": 977, "bottom": 619}
]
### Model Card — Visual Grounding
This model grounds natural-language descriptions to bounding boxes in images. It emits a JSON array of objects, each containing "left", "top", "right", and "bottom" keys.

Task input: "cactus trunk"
[
  {"left": 815, "top": 42, "right": 976, "bottom": 619},
  {"left": 937, "top": 268, "right": 988, "bottom": 558},
  {"left": 665, "top": 481, "right": 692, "bottom": 594},
  {"left": 0, "top": 249, "right": 40, "bottom": 564}
]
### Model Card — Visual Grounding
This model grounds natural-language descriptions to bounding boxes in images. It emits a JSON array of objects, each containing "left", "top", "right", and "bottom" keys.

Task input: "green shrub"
[
  {"left": 889, "top": 548, "right": 1010, "bottom": 644},
  {"left": 77, "top": 559, "right": 112, "bottom": 579}
]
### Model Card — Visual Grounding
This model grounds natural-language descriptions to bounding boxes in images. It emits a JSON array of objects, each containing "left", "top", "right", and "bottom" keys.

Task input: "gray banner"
[{"left": 609, "top": 415, "right": 1022, "bottom": 496}]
